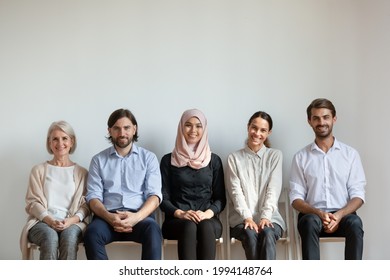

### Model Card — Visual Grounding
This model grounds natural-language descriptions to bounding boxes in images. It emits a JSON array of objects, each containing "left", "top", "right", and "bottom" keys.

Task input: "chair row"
[
  {"left": 27, "top": 188, "right": 345, "bottom": 260},
  {"left": 225, "top": 188, "right": 345, "bottom": 260}
]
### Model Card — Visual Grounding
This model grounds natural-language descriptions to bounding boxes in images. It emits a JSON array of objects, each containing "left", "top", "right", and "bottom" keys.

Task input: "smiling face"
[
  {"left": 247, "top": 117, "right": 271, "bottom": 152},
  {"left": 48, "top": 129, "right": 74, "bottom": 158},
  {"left": 183, "top": 117, "right": 204, "bottom": 145},
  {"left": 108, "top": 117, "right": 137, "bottom": 150},
  {"left": 308, "top": 107, "right": 336, "bottom": 139}
]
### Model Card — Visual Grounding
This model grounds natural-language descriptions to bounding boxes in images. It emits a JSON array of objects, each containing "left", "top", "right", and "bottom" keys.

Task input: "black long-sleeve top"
[{"left": 160, "top": 152, "right": 226, "bottom": 219}]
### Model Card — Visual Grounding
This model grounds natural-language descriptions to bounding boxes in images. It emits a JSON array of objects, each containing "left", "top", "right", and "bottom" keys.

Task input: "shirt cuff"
[
  {"left": 38, "top": 211, "right": 49, "bottom": 221},
  {"left": 75, "top": 212, "right": 84, "bottom": 222}
]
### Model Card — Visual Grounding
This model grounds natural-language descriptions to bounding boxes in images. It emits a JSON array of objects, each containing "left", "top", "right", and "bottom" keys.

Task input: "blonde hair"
[{"left": 46, "top": 120, "right": 77, "bottom": 154}]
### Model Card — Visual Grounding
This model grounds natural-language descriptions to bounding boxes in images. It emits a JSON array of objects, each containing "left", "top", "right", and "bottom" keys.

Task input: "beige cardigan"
[{"left": 19, "top": 162, "right": 90, "bottom": 259}]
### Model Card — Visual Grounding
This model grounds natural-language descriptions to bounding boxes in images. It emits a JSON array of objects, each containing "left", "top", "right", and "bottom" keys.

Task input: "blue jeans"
[
  {"left": 230, "top": 223, "right": 283, "bottom": 260},
  {"left": 84, "top": 215, "right": 162, "bottom": 260},
  {"left": 28, "top": 221, "right": 82, "bottom": 260},
  {"left": 297, "top": 212, "right": 364, "bottom": 260}
]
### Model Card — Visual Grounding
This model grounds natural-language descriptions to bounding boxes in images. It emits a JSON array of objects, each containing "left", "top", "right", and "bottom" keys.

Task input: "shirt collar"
[
  {"left": 311, "top": 137, "right": 341, "bottom": 153},
  {"left": 109, "top": 143, "right": 139, "bottom": 158},
  {"left": 244, "top": 144, "right": 267, "bottom": 158}
]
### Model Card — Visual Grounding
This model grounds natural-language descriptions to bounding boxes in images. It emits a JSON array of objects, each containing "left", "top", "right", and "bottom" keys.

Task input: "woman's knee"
[
  {"left": 39, "top": 231, "right": 60, "bottom": 251},
  {"left": 259, "top": 227, "right": 278, "bottom": 247},
  {"left": 60, "top": 225, "right": 82, "bottom": 245},
  {"left": 198, "top": 218, "right": 222, "bottom": 238},
  {"left": 261, "top": 227, "right": 276, "bottom": 238},
  {"left": 28, "top": 223, "right": 59, "bottom": 246},
  {"left": 180, "top": 220, "right": 198, "bottom": 236},
  {"left": 242, "top": 227, "right": 258, "bottom": 240}
]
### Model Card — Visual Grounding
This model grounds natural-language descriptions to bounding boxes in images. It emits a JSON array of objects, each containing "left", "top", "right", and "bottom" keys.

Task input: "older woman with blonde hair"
[{"left": 20, "top": 121, "right": 89, "bottom": 260}]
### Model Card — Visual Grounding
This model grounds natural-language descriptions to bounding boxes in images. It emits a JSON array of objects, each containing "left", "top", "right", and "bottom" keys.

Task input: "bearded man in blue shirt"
[{"left": 84, "top": 108, "right": 162, "bottom": 260}]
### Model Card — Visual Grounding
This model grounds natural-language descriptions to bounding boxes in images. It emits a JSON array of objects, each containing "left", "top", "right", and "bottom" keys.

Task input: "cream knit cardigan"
[{"left": 19, "top": 162, "right": 90, "bottom": 259}]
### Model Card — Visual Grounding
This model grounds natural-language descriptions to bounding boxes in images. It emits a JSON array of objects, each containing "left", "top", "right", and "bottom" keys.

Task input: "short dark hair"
[
  {"left": 247, "top": 111, "right": 273, "bottom": 148},
  {"left": 306, "top": 98, "right": 336, "bottom": 119},
  {"left": 106, "top": 108, "right": 138, "bottom": 143}
]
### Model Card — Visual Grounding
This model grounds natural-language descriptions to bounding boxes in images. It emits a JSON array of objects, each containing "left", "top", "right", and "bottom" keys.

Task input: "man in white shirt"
[{"left": 289, "top": 98, "right": 366, "bottom": 260}]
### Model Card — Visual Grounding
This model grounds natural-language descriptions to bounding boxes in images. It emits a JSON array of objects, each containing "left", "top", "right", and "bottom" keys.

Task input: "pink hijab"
[{"left": 171, "top": 109, "right": 211, "bottom": 169}]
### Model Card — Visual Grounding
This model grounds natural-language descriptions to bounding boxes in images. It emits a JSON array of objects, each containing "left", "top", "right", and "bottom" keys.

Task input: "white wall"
[{"left": 1, "top": 0, "right": 389, "bottom": 260}]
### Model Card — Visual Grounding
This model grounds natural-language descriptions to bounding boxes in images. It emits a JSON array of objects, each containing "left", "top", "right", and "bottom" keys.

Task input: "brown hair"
[
  {"left": 306, "top": 98, "right": 336, "bottom": 120},
  {"left": 247, "top": 111, "right": 273, "bottom": 148},
  {"left": 106, "top": 108, "right": 139, "bottom": 143}
]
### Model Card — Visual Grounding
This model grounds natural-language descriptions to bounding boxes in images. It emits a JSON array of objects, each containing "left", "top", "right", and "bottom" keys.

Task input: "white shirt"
[
  {"left": 43, "top": 165, "right": 76, "bottom": 220},
  {"left": 289, "top": 138, "right": 366, "bottom": 212},
  {"left": 226, "top": 145, "right": 286, "bottom": 230}
]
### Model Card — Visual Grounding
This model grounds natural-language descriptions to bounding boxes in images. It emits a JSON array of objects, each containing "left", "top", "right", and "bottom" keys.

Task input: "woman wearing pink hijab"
[{"left": 160, "top": 109, "right": 226, "bottom": 260}]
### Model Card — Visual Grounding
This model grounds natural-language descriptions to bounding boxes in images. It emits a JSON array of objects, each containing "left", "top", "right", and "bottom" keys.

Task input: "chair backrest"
[
  {"left": 278, "top": 187, "right": 291, "bottom": 241},
  {"left": 275, "top": 188, "right": 293, "bottom": 259}
]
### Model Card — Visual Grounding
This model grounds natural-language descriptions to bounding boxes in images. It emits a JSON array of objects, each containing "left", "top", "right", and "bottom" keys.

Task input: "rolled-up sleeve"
[
  {"left": 143, "top": 152, "right": 163, "bottom": 203},
  {"left": 289, "top": 152, "right": 307, "bottom": 205},
  {"left": 86, "top": 155, "right": 104, "bottom": 203},
  {"left": 347, "top": 150, "right": 366, "bottom": 202}
]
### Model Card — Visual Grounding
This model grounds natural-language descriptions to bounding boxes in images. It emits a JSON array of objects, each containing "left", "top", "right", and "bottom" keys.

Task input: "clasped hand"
[
  {"left": 50, "top": 218, "right": 72, "bottom": 231},
  {"left": 321, "top": 212, "right": 339, "bottom": 233},
  {"left": 175, "top": 209, "right": 213, "bottom": 223},
  {"left": 111, "top": 211, "right": 140, "bottom": 233}
]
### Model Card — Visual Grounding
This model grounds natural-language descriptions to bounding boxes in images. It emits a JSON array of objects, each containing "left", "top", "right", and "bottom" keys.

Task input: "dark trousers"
[
  {"left": 162, "top": 216, "right": 222, "bottom": 260},
  {"left": 84, "top": 215, "right": 162, "bottom": 260},
  {"left": 297, "top": 212, "right": 364, "bottom": 260},
  {"left": 230, "top": 223, "right": 283, "bottom": 260}
]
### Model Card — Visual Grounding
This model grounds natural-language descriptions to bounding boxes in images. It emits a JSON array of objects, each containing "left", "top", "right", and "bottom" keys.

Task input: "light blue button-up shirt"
[
  {"left": 86, "top": 144, "right": 162, "bottom": 211},
  {"left": 289, "top": 138, "right": 366, "bottom": 212}
]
